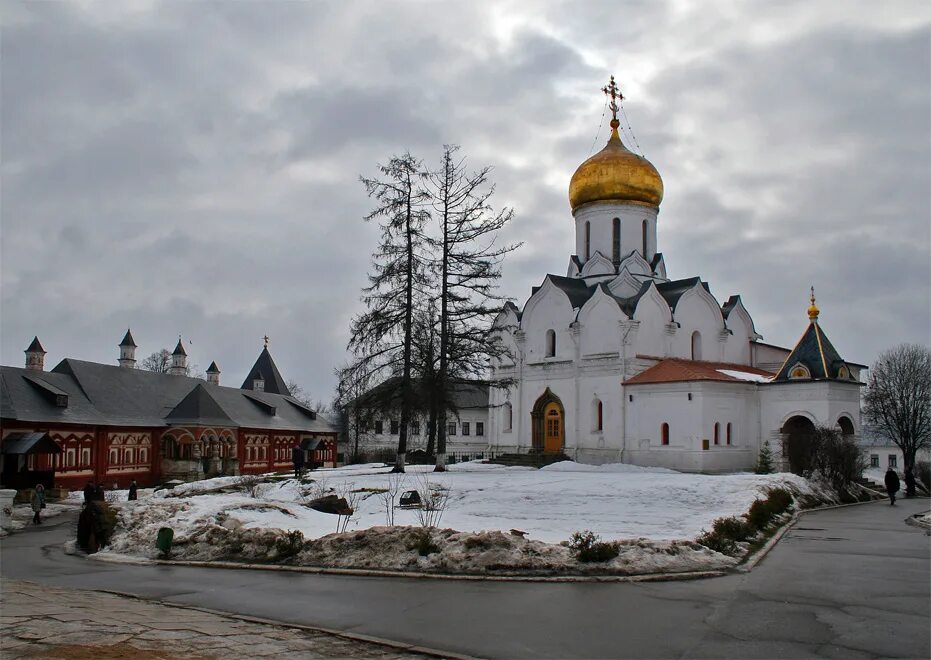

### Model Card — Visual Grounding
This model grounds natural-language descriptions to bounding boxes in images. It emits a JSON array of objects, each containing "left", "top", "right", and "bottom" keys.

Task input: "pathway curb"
[{"left": 89, "top": 551, "right": 729, "bottom": 583}]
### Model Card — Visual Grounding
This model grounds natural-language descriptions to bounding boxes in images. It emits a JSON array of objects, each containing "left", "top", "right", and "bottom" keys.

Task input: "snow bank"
[{"left": 101, "top": 460, "right": 830, "bottom": 577}]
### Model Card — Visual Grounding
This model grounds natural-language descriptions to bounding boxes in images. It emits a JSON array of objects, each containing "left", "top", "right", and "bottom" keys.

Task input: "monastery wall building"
[
  {"left": 487, "top": 78, "right": 864, "bottom": 472},
  {"left": 1, "top": 333, "right": 339, "bottom": 490}
]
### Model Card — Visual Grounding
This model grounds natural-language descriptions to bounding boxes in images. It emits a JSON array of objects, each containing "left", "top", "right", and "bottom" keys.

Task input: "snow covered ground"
[{"left": 96, "top": 461, "right": 830, "bottom": 575}]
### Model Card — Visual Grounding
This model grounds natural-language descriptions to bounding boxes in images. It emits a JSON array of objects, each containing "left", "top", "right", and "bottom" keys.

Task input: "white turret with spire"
[
  {"left": 169, "top": 336, "right": 188, "bottom": 376},
  {"left": 119, "top": 329, "right": 137, "bottom": 368}
]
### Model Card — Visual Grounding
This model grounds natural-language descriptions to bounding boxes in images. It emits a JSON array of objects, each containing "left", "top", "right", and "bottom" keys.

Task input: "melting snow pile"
[{"left": 101, "top": 461, "right": 828, "bottom": 575}]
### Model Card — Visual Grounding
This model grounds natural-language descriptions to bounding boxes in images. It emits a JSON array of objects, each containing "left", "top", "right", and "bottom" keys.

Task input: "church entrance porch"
[
  {"left": 531, "top": 389, "right": 565, "bottom": 454},
  {"left": 781, "top": 415, "right": 816, "bottom": 474}
]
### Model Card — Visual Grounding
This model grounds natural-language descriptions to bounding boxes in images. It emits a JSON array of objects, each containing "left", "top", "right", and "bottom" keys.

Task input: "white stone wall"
[{"left": 573, "top": 202, "right": 658, "bottom": 263}]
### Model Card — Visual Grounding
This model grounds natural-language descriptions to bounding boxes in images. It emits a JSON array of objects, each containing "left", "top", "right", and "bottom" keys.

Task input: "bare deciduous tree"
[
  {"left": 140, "top": 349, "right": 172, "bottom": 374},
  {"left": 864, "top": 343, "right": 931, "bottom": 495}
]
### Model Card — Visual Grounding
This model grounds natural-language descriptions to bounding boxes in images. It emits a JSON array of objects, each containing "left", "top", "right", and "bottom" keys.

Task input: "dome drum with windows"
[{"left": 568, "top": 76, "right": 663, "bottom": 212}]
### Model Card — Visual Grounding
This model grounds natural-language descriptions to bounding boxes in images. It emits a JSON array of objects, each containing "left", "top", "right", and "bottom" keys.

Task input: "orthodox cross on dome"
[
  {"left": 601, "top": 75, "right": 624, "bottom": 127},
  {"left": 808, "top": 286, "right": 820, "bottom": 321},
  {"left": 263, "top": 334, "right": 269, "bottom": 348}
]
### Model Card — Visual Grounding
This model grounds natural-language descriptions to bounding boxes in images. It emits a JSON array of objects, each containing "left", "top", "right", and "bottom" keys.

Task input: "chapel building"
[
  {"left": 486, "top": 77, "right": 864, "bottom": 472},
  {"left": 0, "top": 333, "right": 339, "bottom": 489}
]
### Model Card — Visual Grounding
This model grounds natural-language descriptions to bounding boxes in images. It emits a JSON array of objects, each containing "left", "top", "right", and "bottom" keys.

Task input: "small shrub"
[
  {"left": 765, "top": 487, "right": 793, "bottom": 515},
  {"left": 568, "top": 530, "right": 620, "bottom": 563},
  {"left": 275, "top": 530, "right": 304, "bottom": 559},
  {"left": 710, "top": 516, "right": 754, "bottom": 542},
  {"left": 407, "top": 529, "right": 440, "bottom": 557},
  {"left": 696, "top": 516, "right": 754, "bottom": 556},
  {"left": 746, "top": 499, "right": 774, "bottom": 531},
  {"left": 695, "top": 530, "right": 738, "bottom": 556}
]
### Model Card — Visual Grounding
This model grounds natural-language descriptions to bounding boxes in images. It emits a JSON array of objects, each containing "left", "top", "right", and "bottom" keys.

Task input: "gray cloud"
[{"left": 2, "top": 0, "right": 928, "bottom": 402}]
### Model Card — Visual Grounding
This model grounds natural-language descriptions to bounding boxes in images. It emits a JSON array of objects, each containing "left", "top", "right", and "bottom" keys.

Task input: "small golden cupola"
[{"left": 568, "top": 76, "right": 664, "bottom": 212}]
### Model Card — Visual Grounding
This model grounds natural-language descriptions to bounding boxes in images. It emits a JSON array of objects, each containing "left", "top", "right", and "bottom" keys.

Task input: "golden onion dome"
[{"left": 568, "top": 119, "right": 663, "bottom": 211}]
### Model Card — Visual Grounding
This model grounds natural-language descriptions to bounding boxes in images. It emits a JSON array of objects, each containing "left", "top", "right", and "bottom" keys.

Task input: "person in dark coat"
[
  {"left": 94, "top": 483, "right": 105, "bottom": 501},
  {"left": 292, "top": 443, "right": 305, "bottom": 479},
  {"left": 31, "top": 484, "right": 46, "bottom": 525},
  {"left": 884, "top": 467, "right": 900, "bottom": 505},
  {"left": 903, "top": 468, "right": 916, "bottom": 498},
  {"left": 127, "top": 480, "right": 138, "bottom": 501},
  {"left": 83, "top": 481, "right": 95, "bottom": 504}
]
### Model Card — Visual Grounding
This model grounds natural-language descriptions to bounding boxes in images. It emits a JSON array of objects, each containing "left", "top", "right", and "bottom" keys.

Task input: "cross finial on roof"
[
  {"left": 808, "top": 286, "right": 820, "bottom": 321},
  {"left": 601, "top": 75, "right": 624, "bottom": 127},
  {"left": 263, "top": 334, "right": 269, "bottom": 348}
]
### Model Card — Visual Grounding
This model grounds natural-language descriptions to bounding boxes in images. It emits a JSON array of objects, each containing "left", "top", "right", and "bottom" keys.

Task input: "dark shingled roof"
[
  {"left": 165, "top": 383, "right": 236, "bottom": 427},
  {"left": 1, "top": 359, "right": 336, "bottom": 433},
  {"left": 722, "top": 295, "right": 741, "bottom": 319},
  {"left": 172, "top": 339, "right": 187, "bottom": 356},
  {"left": 545, "top": 275, "right": 597, "bottom": 309},
  {"left": 349, "top": 378, "right": 489, "bottom": 412},
  {"left": 241, "top": 347, "right": 290, "bottom": 396},
  {"left": 119, "top": 329, "right": 137, "bottom": 348},
  {"left": 656, "top": 277, "right": 708, "bottom": 311},
  {"left": 525, "top": 273, "right": 717, "bottom": 321},
  {"left": 1, "top": 432, "right": 62, "bottom": 455},
  {"left": 26, "top": 336, "right": 46, "bottom": 353},
  {"left": 206, "top": 361, "right": 220, "bottom": 374},
  {"left": 772, "top": 320, "right": 855, "bottom": 382}
]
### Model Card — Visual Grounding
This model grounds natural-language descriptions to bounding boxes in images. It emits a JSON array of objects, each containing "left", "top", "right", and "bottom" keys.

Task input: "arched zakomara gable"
[{"left": 531, "top": 387, "right": 565, "bottom": 454}]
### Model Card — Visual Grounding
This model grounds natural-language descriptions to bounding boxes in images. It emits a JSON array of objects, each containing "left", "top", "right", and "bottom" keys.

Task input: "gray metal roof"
[
  {"left": 0, "top": 359, "right": 337, "bottom": 434},
  {"left": 1, "top": 432, "right": 62, "bottom": 455}
]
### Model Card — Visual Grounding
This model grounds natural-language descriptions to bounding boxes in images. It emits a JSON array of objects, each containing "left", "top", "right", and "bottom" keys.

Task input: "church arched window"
[
  {"left": 726, "top": 423, "right": 732, "bottom": 445},
  {"left": 504, "top": 402, "right": 513, "bottom": 431},
  {"left": 642, "top": 220, "right": 648, "bottom": 258},
  {"left": 713, "top": 422, "right": 720, "bottom": 446},
  {"left": 585, "top": 221, "right": 591, "bottom": 260},
  {"left": 612, "top": 218, "right": 620, "bottom": 264},
  {"left": 593, "top": 398, "right": 603, "bottom": 431},
  {"left": 691, "top": 331, "right": 702, "bottom": 361},
  {"left": 545, "top": 329, "right": 556, "bottom": 357},
  {"left": 661, "top": 423, "right": 670, "bottom": 446}
]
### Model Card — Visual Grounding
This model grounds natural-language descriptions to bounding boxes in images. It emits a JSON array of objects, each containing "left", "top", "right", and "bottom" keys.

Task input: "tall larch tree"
[
  {"left": 342, "top": 154, "right": 430, "bottom": 472},
  {"left": 426, "top": 145, "right": 520, "bottom": 471}
]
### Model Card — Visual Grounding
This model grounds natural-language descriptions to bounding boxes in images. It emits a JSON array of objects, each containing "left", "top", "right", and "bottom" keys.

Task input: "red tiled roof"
[{"left": 624, "top": 359, "right": 775, "bottom": 386}]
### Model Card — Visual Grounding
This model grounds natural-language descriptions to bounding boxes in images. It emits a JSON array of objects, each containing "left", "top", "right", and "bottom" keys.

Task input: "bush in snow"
[
  {"left": 696, "top": 516, "right": 754, "bottom": 556},
  {"left": 275, "top": 530, "right": 305, "bottom": 559},
  {"left": 407, "top": 528, "right": 440, "bottom": 556},
  {"left": 568, "top": 530, "right": 620, "bottom": 563}
]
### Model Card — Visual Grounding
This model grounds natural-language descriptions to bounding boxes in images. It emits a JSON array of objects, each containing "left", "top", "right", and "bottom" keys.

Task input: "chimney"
[
  {"left": 25, "top": 336, "right": 46, "bottom": 371},
  {"left": 206, "top": 361, "right": 221, "bottom": 385},
  {"left": 118, "top": 329, "right": 137, "bottom": 368},
  {"left": 169, "top": 336, "right": 188, "bottom": 376}
]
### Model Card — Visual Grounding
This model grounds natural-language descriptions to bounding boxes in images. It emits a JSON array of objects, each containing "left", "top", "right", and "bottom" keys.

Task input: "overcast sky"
[{"left": 2, "top": 1, "right": 929, "bottom": 402}]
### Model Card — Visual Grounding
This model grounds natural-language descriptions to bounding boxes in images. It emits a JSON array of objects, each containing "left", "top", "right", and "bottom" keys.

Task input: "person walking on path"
[
  {"left": 83, "top": 481, "right": 95, "bottom": 504},
  {"left": 30, "top": 484, "right": 46, "bottom": 525},
  {"left": 292, "top": 442, "right": 305, "bottom": 479},
  {"left": 127, "top": 480, "right": 138, "bottom": 501},
  {"left": 884, "top": 467, "right": 900, "bottom": 505}
]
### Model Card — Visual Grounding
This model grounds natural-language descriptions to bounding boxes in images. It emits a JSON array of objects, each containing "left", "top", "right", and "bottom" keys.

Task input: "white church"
[{"left": 486, "top": 77, "right": 864, "bottom": 472}]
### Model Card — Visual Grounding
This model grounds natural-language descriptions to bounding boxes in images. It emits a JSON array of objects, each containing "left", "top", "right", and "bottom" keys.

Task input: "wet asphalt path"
[{"left": 2, "top": 498, "right": 928, "bottom": 659}]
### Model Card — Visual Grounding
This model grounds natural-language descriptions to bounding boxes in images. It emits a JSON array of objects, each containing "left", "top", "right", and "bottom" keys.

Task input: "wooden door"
[{"left": 543, "top": 402, "right": 563, "bottom": 453}]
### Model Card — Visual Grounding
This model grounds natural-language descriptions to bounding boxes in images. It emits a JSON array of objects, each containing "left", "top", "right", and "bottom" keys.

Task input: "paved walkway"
[
  {"left": 0, "top": 579, "right": 429, "bottom": 659},
  {"left": 2, "top": 497, "right": 928, "bottom": 658}
]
